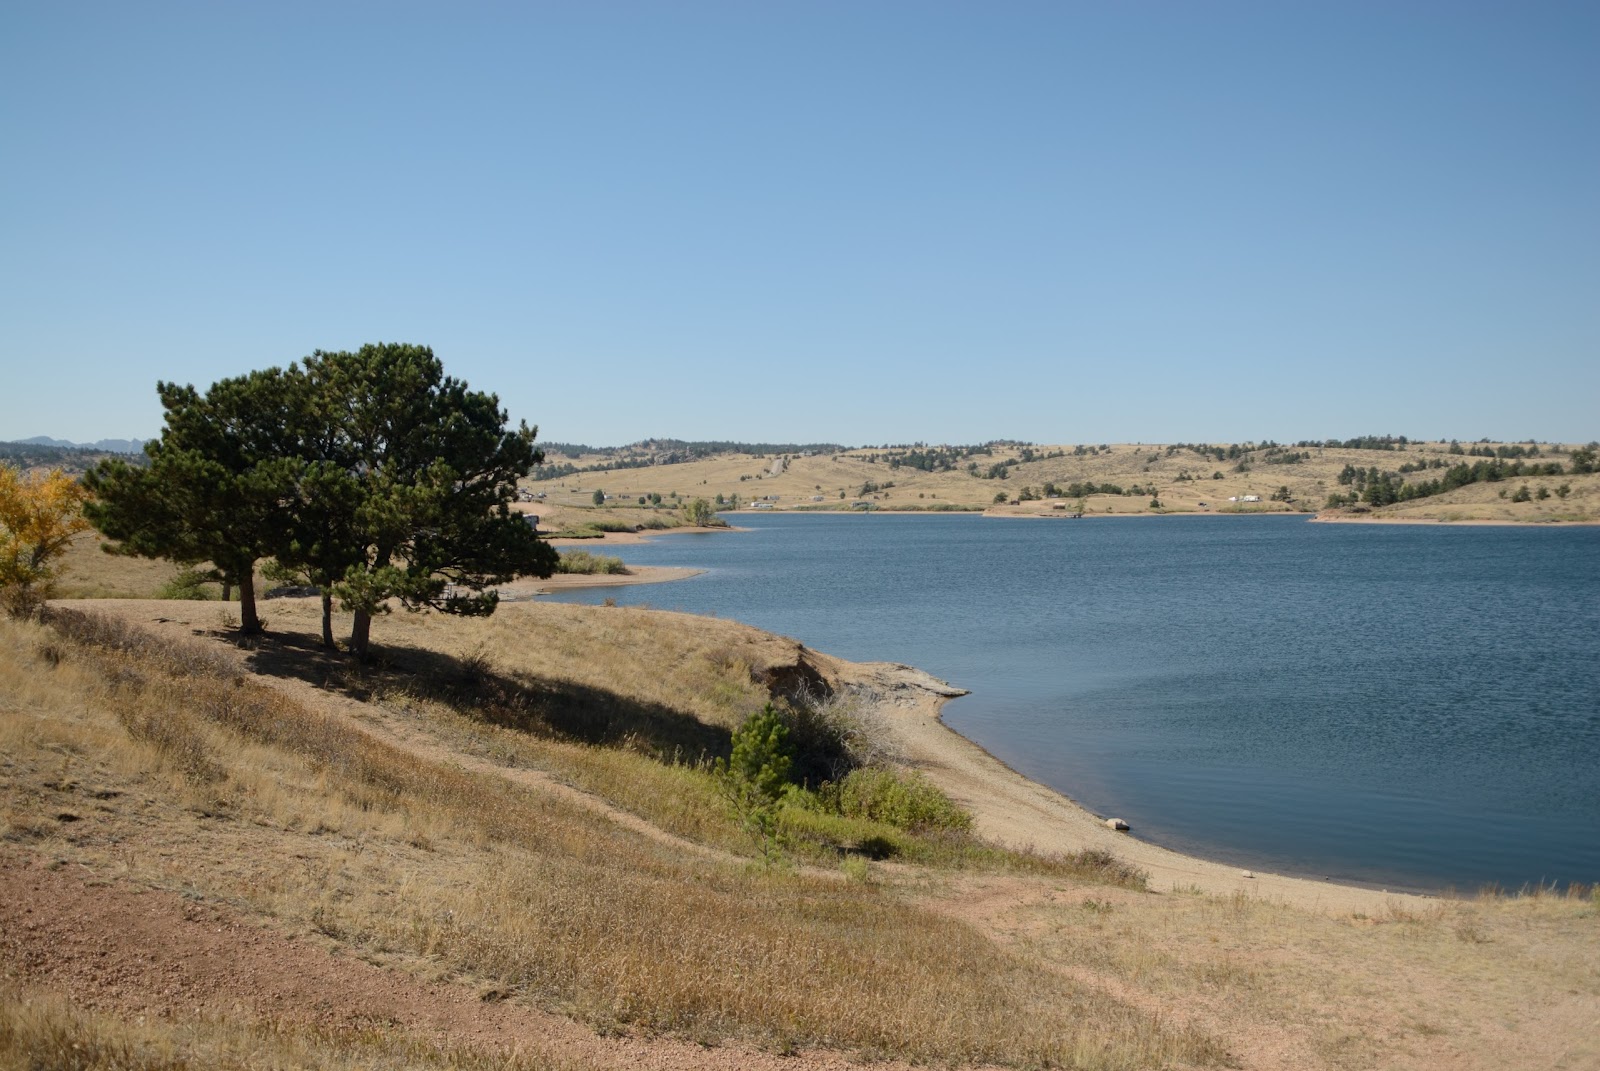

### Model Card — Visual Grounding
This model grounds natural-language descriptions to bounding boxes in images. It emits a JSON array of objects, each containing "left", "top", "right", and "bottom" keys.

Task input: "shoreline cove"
[
  {"left": 528, "top": 524, "right": 1444, "bottom": 911},
  {"left": 808, "top": 654, "right": 1436, "bottom": 914}
]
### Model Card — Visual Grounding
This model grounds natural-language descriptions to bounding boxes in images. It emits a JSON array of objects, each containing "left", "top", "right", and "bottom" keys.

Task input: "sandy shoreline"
[
  {"left": 831, "top": 659, "right": 1432, "bottom": 914},
  {"left": 981, "top": 509, "right": 1298, "bottom": 519},
  {"left": 1309, "top": 513, "right": 1600, "bottom": 526},
  {"left": 496, "top": 564, "right": 704, "bottom": 599},
  {"left": 544, "top": 524, "right": 744, "bottom": 546},
  {"left": 728, "top": 507, "right": 1596, "bottom": 525}
]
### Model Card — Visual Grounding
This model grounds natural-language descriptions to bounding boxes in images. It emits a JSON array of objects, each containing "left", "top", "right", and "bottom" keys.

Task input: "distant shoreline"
[
  {"left": 722, "top": 506, "right": 1600, "bottom": 525},
  {"left": 1309, "top": 513, "right": 1600, "bottom": 527},
  {"left": 542, "top": 523, "right": 744, "bottom": 546}
]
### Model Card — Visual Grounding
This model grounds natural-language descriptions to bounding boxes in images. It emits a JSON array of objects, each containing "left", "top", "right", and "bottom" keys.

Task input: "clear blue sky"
[{"left": 3, "top": 2, "right": 1596, "bottom": 447}]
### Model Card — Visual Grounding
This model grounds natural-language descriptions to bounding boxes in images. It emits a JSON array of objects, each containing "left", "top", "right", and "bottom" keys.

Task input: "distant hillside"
[
  {"left": 530, "top": 436, "right": 1600, "bottom": 524},
  {"left": 0, "top": 439, "right": 149, "bottom": 473},
  {"left": 14, "top": 435, "right": 146, "bottom": 454},
  {"left": 541, "top": 438, "right": 849, "bottom": 460}
]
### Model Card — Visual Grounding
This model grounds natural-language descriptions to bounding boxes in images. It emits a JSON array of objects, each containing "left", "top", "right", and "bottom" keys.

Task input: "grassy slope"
[
  {"left": 2, "top": 603, "right": 1205, "bottom": 1070},
  {"left": 536, "top": 441, "right": 1600, "bottom": 522},
  {"left": 51, "top": 532, "right": 184, "bottom": 599}
]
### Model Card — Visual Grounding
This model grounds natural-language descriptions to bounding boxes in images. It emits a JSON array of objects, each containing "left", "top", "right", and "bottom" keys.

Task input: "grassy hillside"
[
  {"left": 531, "top": 439, "right": 1600, "bottom": 523},
  {"left": 3, "top": 602, "right": 1206, "bottom": 1070}
]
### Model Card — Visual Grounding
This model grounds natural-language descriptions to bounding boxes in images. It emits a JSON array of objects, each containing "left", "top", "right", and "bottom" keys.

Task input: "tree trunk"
[
  {"left": 350, "top": 608, "right": 372, "bottom": 658},
  {"left": 321, "top": 591, "right": 334, "bottom": 648},
  {"left": 237, "top": 569, "right": 261, "bottom": 634},
  {"left": 222, "top": 578, "right": 233, "bottom": 602}
]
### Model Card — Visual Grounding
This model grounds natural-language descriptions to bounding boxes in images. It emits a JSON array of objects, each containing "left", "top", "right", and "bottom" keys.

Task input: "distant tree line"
[
  {"left": 0, "top": 441, "right": 150, "bottom": 474},
  {"left": 1446, "top": 440, "right": 1548, "bottom": 459},
  {"left": 1168, "top": 442, "right": 1260, "bottom": 462},
  {"left": 1294, "top": 435, "right": 1412, "bottom": 450},
  {"left": 1058, "top": 481, "right": 1127, "bottom": 497},
  {"left": 1329, "top": 451, "right": 1591, "bottom": 508},
  {"left": 532, "top": 461, "right": 582, "bottom": 481},
  {"left": 885, "top": 444, "right": 996, "bottom": 472}
]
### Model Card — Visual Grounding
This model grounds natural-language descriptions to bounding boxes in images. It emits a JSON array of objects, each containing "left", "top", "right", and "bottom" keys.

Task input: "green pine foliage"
[
  {"left": 1335, "top": 456, "right": 1574, "bottom": 508},
  {"left": 722, "top": 704, "right": 793, "bottom": 802},
  {"left": 85, "top": 344, "right": 557, "bottom": 654},
  {"left": 156, "top": 568, "right": 221, "bottom": 601}
]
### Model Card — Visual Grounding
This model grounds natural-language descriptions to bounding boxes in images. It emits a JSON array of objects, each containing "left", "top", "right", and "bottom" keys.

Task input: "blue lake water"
[{"left": 542, "top": 513, "right": 1600, "bottom": 892}]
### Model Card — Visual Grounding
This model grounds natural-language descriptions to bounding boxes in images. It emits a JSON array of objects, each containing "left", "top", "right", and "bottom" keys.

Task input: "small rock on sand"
[{"left": 1105, "top": 818, "right": 1130, "bottom": 831}]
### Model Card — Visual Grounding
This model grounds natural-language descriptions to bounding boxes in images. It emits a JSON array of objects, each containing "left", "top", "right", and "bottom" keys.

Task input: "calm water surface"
[{"left": 543, "top": 513, "right": 1600, "bottom": 892}]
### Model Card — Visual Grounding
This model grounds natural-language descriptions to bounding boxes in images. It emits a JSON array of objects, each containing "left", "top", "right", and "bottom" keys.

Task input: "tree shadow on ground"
[{"left": 239, "top": 630, "right": 732, "bottom": 764}]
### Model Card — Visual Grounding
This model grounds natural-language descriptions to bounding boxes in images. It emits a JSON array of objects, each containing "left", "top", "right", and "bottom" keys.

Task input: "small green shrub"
[
  {"left": 818, "top": 767, "right": 973, "bottom": 833},
  {"left": 714, "top": 704, "right": 796, "bottom": 864},
  {"left": 720, "top": 704, "right": 793, "bottom": 801},
  {"left": 683, "top": 497, "right": 720, "bottom": 526},
  {"left": 553, "top": 550, "right": 628, "bottom": 575},
  {"left": 157, "top": 569, "right": 219, "bottom": 601}
]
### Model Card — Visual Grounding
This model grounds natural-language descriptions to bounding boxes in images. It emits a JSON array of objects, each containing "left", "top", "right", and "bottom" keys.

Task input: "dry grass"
[
  {"left": 49, "top": 531, "right": 178, "bottom": 599},
  {"left": 49, "top": 530, "right": 280, "bottom": 601},
  {"left": 954, "top": 878, "right": 1600, "bottom": 1070},
  {"left": 1, "top": 609, "right": 1215, "bottom": 1069},
  {"left": 0, "top": 985, "right": 585, "bottom": 1071}
]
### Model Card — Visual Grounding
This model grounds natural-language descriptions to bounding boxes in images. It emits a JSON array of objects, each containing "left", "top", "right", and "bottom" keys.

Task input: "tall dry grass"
[{"left": 0, "top": 985, "right": 585, "bottom": 1071}]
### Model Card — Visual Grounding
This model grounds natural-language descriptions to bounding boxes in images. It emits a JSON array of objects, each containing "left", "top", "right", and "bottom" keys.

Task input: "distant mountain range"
[{"left": 11, "top": 436, "right": 147, "bottom": 454}]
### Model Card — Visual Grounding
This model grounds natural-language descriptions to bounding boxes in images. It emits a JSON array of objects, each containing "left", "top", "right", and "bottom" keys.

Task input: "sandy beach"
[
  {"left": 826, "top": 657, "right": 1433, "bottom": 915},
  {"left": 495, "top": 564, "right": 704, "bottom": 599}
]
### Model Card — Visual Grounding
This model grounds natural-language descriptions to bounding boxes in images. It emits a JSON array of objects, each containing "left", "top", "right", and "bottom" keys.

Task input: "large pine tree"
[{"left": 86, "top": 344, "right": 555, "bottom": 654}]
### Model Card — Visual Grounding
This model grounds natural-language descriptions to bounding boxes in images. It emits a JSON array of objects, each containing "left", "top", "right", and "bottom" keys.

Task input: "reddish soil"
[{"left": 0, "top": 849, "right": 924, "bottom": 1070}]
